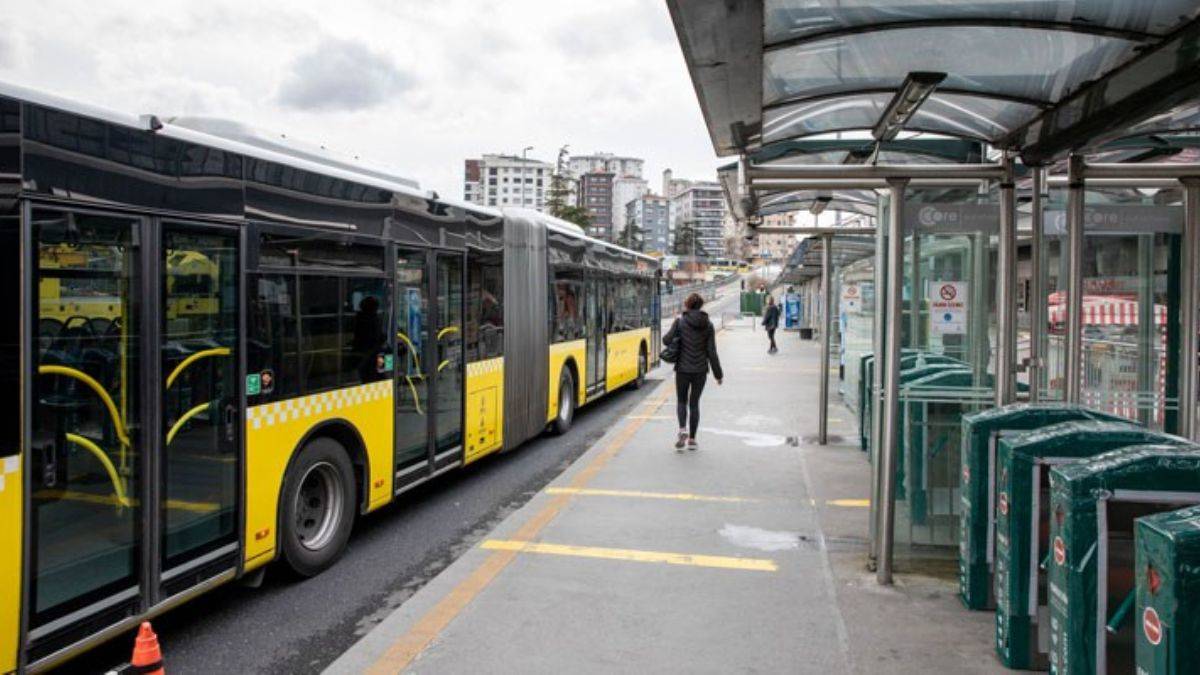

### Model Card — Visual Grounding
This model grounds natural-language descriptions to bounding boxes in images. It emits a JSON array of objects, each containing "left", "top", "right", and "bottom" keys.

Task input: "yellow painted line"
[
  {"left": 481, "top": 540, "right": 777, "bottom": 572},
  {"left": 366, "top": 383, "right": 674, "bottom": 674},
  {"left": 827, "top": 499, "right": 871, "bottom": 508},
  {"left": 546, "top": 487, "right": 754, "bottom": 503}
]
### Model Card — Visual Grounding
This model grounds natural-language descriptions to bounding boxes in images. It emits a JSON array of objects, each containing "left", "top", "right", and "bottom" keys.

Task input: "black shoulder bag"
[{"left": 660, "top": 319, "right": 682, "bottom": 364}]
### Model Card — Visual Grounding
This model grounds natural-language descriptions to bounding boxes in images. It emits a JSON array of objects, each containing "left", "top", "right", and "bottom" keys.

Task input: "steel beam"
[
  {"left": 1180, "top": 178, "right": 1200, "bottom": 439},
  {"left": 868, "top": 195, "right": 887, "bottom": 565},
  {"left": 1046, "top": 177, "right": 1181, "bottom": 189},
  {"left": 754, "top": 226, "right": 877, "bottom": 235},
  {"left": 1084, "top": 162, "right": 1200, "bottom": 180},
  {"left": 877, "top": 178, "right": 908, "bottom": 585},
  {"left": 996, "top": 154, "right": 1017, "bottom": 404},
  {"left": 819, "top": 235, "right": 832, "bottom": 445},
  {"left": 1028, "top": 168, "right": 1045, "bottom": 402},
  {"left": 748, "top": 163, "right": 1004, "bottom": 181},
  {"left": 752, "top": 178, "right": 988, "bottom": 191},
  {"left": 1065, "top": 155, "right": 1085, "bottom": 403}
]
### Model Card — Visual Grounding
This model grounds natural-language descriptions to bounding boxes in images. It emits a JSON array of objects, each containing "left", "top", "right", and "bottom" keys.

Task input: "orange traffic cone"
[{"left": 131, "top": 621, "right": 165, "bottom": 675}]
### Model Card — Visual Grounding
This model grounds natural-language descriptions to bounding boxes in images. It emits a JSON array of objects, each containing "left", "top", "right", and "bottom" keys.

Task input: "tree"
[
  {"left": 618, "top": 214, "right": 645, "bottom": 251},
  {"left": 546, "top": 145, "right": 574, "bottom": 218},
  {"left": 673, "top": 221, "right": 702, "bottom": 257},
  {"left": 556, "top": 204, "right": 592, "bottom": 229}
]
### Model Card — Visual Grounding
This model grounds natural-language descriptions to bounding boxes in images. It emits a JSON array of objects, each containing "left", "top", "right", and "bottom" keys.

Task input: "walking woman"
[
  {"left": 763, "top": 294, "right": 781, "bottom": 354},
  {"left": 663, "top": 293, "right": 723, "bottom": 451}
]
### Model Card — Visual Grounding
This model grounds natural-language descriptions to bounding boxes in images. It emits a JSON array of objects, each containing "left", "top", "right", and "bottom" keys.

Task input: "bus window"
[{"left": 466, "top": 251, "right": 503, "bottom": 361}]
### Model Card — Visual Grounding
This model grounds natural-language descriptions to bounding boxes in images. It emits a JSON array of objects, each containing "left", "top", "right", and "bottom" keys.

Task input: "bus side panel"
[
  {"left": 464, "top": 357, "right": 504, "bottom": 465},
  {"left": 242, "top": 381, "right": 393, "bottom": 570},
  {"left": 0, "top": 456, "right": 20, "bottom": 673},
  {"left": 605, "top": 328, "right": 651, "bottom": 392},
  {"left": 547, "top": 339, "right": 586, "bottom": 422}
]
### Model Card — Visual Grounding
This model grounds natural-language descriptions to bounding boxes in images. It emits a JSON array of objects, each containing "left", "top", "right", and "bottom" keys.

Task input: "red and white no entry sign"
[
  {"left": 1053, "top": 536, "right": 1066, "bottom": 566},
  {"left": 940, "top": 284, "right": 958, "bottom": 301},
  {"left": 1143, "top": 606, "right": 1163, "bottom": 646},
  {"left": 998, "top": 492, "right": 1009, "bottom": 516}
]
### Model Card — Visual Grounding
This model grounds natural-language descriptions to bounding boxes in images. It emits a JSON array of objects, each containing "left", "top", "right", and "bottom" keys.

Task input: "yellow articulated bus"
[{"left": 0, "top": 86, "right": 659, "bottom": 673}]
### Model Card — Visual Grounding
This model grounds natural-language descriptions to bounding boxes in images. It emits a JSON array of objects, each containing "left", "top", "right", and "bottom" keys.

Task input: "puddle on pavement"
[
  {"left": 719, "top": 524, "right": 803, "bottom": 551},
  {"left": 699, "top": 427, "right": 787, "bottom": 447}
]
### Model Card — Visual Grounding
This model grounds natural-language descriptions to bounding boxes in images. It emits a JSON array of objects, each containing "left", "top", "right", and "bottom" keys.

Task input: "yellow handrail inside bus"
[
  {"left": 63, "top": 433, "right": 130, "bottom": 509},
  {"left": 166, "top": 400, "right": 215, "bottom": 445},
  {"left": 437, "top": 325, "right": 459, "bottom": 340},
  {"left": 437, "top": 359, "right": 451, "bottom": 372},
  {"left": 396, "top": 332, "right": 423, "bottom": 373},
  {"left": 38, "top": 365, "right": 131, "bottom": 448},
  {"left": 165, "top": 347, "right": 232, "bottom": 390},
  {"left": 404, "top": 377, "right": 425, "bottom": 415}
]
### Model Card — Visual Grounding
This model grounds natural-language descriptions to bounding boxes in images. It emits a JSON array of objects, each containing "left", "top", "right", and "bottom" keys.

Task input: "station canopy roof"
[{"left": 669, "top": 1, "right": 1200, "bottom": 165}]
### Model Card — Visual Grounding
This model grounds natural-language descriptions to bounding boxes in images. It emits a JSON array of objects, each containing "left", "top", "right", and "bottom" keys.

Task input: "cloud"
[{"left": 277, "top": 37, "right": 414, "bottom": 112}]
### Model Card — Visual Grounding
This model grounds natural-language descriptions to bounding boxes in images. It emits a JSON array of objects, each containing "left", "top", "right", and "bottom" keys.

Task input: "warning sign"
[
  {"left": 840, "top": 283, "right": 861, "bottom": 314},
  {"left": 1053, "top": 537, "right": 1066, "bottom": 566},
  {"left": 1143, "top": 606, "right": 1162, "bottom": 646},
  {"left": 928, "top": 281, "right": 968, "bottom": 336},
  {"left": 998, "top": 492, "right": 1009, "bottom": 516}
]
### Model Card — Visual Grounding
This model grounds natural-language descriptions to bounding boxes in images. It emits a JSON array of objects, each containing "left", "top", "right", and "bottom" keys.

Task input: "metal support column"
[
  {"left": 1065, "top": 155, "right": 1085, "bottom": 403},
  {"left": 1137, "top": 234, "right": 1155, "bottom": 426},
  {"left": 1028, "top": 168, "right": 1045, "bottom": 402},
  {"left": 910, "top": 233, "right": 921, "bottom": 354},
  {"left": 868, "top": 195, "right": 888, "bottom": 564},
  {"left": 819, "top": 235, "right": 833, "bottom": 444},
  {"left": 877, "top": 178, "right": 908, "bottom": 585},
  {"left": 996, "top": 154, "right": 1017, "bottom": 405},
  {"left": 1180, "top": 178, "right": 1200, "bottom": 439}
]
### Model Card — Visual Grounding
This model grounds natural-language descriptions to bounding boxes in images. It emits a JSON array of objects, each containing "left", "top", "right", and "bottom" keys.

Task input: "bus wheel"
[
  {"left": 632, "top": 348, "right": 647, "bottom": 389},
  {"left": 281, "top": 437, "right": 355, "bottom": 577},
  {"left": 553, "top": 368, "right": 576, "bottom": 435}
]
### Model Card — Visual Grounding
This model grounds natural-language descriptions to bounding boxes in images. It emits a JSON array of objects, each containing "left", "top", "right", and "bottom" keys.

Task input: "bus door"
[
  {"left": 27, "top": 207, "right": 146, "bottom": 659},
  {"left": 586, "top": 275, "right": 607, "bottom": 395},
  {"left": 157, "top": 223, "right": 240, "bottom": 597},
  {"left": 393, "top": 246, "right": 431, "bottom": 489},
  {"left": 431, "top": 252, "right": 464, "bottom": 469}
]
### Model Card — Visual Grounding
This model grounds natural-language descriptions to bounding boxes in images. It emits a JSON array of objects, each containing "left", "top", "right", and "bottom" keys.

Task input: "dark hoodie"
[{"left": 664, "top": 309, "right": 723, "bottom": 379}]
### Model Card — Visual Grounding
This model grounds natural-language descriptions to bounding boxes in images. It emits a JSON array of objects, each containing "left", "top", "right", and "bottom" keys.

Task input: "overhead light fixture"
[
  {"left": 872, "top": 71, "right": 946, "bottom": 142},
  {"left": 809, "top": 195, "right": 832, "bottom": 216}
]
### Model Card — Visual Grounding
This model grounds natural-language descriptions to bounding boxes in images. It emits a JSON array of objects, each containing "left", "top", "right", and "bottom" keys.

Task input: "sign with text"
[
  {"left": 928, "top": 280, "right": 968, "bottom": 336},
  {"left": 1044, "top": 205, "right": 1182, "bottom": 235},
  {"left": 904, "top": 203, "right": 999, "bottom": 234}
]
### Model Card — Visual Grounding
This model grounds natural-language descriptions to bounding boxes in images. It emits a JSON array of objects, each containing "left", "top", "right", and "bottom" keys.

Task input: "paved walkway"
[{"left": 328, "top": 321, "right": 1009, "bottom": 674}]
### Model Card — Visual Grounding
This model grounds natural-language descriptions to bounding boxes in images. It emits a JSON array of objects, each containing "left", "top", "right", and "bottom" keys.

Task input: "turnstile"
[
  {"left": 1047, "top": 445, "right": 1200, "bottom": 674},
  {"left": 1135, "top": 505, "right": 1200, "bottom": 674}
]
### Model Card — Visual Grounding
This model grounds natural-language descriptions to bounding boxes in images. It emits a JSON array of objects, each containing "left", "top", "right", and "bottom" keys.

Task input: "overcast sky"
[{"left": 0, "top": 0, "right": 723, "bottom": 199}]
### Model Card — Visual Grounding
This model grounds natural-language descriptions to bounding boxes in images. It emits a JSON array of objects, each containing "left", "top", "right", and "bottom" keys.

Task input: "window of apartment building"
[{"left": 488, "top": 168, "right": 497, "bottom": 175}]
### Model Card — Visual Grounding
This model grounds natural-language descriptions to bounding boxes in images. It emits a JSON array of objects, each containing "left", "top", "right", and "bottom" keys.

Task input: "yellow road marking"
[
  {"left": 367, "top": 383, "right": 673, "bottom": 674},
  {"left": 546, "top": 487, "right": 753, "bottom": 503},
  {"left": 827, "top": 499, "right": 870, "bottom": 508},
  {"left": 481, "top": 540, "right": 777, "bottom": 572}
]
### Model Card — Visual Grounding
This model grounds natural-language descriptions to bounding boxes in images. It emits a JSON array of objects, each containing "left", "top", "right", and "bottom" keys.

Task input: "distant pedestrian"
[
  {"left": 763, "top": 294, "right": 780, "bottom": 354},
  {"left": 663, "top": 293, "right": 724, "bottom": 452}
]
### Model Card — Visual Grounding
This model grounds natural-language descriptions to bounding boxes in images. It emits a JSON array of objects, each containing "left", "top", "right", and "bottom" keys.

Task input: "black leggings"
[
  {"left": 675, "top": 371, "right": 708, "bottom": 438},
  {"left": 766, "top": 328, "right": 777, "bottom": 349}
]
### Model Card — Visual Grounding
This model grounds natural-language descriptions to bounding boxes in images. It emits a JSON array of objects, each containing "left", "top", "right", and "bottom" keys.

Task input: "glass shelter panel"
[{"left": 1037, "top": 195, "right": 1183, "bottom": 431}]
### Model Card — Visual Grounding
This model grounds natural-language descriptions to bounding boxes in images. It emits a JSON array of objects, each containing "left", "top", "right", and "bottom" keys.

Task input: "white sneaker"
[
  {"left": 675, "top": 429, "right": 688, "bottom": 450},
  {"left": 687, "top": 438, "right": 698, "bottom": 451}
]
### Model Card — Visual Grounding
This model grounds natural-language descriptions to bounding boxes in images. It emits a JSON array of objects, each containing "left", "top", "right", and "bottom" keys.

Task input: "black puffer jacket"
[{"left": 664, "top": 309, "right": 723, "bottom": 379}]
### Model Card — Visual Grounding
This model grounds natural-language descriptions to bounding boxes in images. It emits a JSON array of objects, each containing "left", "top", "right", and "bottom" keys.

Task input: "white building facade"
[
  {"left": 671, "top": 182, "right": 726, "bottom": 258},
  {"left": 463, "top": 153, "right": 554, "bottom": 212}
]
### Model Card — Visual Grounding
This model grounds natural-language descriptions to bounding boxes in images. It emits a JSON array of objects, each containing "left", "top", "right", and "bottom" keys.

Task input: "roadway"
[{"left": 73, "top": 287, "right": 742, "bottom": 674}]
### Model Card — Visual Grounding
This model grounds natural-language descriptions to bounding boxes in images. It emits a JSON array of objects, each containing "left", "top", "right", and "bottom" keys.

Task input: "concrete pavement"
[{"left": 328, "top": 321, "right": 1011, "bottom": 674}]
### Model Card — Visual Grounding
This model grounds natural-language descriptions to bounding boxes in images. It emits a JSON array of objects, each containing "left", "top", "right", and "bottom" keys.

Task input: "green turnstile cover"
[
  {"left": 860, "top": 352, "right": 961, "bottom": 451},
  {"left": 740, "top": 292, "right": 764, "bottom": 316},
  {"left": 1048, "top": 445, "right": 1200, "bottom": 675},
  {"left": 901, "top": 368, "right": 982, "bottom": 527},
  {"left": 1135, "top": 505, "right": 1200, "bottom": 674},
  {"left": 993, "top": 422, "right": 1184, "bottom": 669},
  {"left": 959, "top": 404, "right": 1131, "bottom": 611}
]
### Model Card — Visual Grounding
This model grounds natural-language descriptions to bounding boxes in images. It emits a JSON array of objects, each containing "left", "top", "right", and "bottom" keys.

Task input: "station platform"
[{"left": 327, "top": 322, "right": 1010, "bottom": 674}]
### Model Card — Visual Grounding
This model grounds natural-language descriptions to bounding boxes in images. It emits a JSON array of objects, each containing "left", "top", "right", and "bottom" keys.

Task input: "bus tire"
[
  {"left": 552, "top": 368, "right": 576, "bottom": 435},
  {"left": 632, "top": 345, "right": 647, "bottom": 389},
  {"left": 280, "top": 437, "right": 356, "bottom": 577}
]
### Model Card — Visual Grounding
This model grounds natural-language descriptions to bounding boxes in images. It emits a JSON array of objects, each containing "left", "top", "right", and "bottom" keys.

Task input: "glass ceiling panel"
[
  {"left": 764, "top": 1, "right": 1200, "bottom": 45},
  {"left": 1118, "top": 103, "right": 1200, "bottom": 139},
  {"left": 764, "top": 27, "right": 1137, "bottom": 105},
  {"left": 762, "top": 92, "right": 1041, "bottom": 143}
]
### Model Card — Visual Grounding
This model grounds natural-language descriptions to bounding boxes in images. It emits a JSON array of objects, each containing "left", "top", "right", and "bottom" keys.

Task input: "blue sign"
[{"left": 784, "top": 293, "right": 801, "bottom": 329}]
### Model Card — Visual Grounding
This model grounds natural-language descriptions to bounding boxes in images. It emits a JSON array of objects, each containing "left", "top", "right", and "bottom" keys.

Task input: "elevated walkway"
[{"left": 328, "top": 326, "right": 1010, "bottom": 673}]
